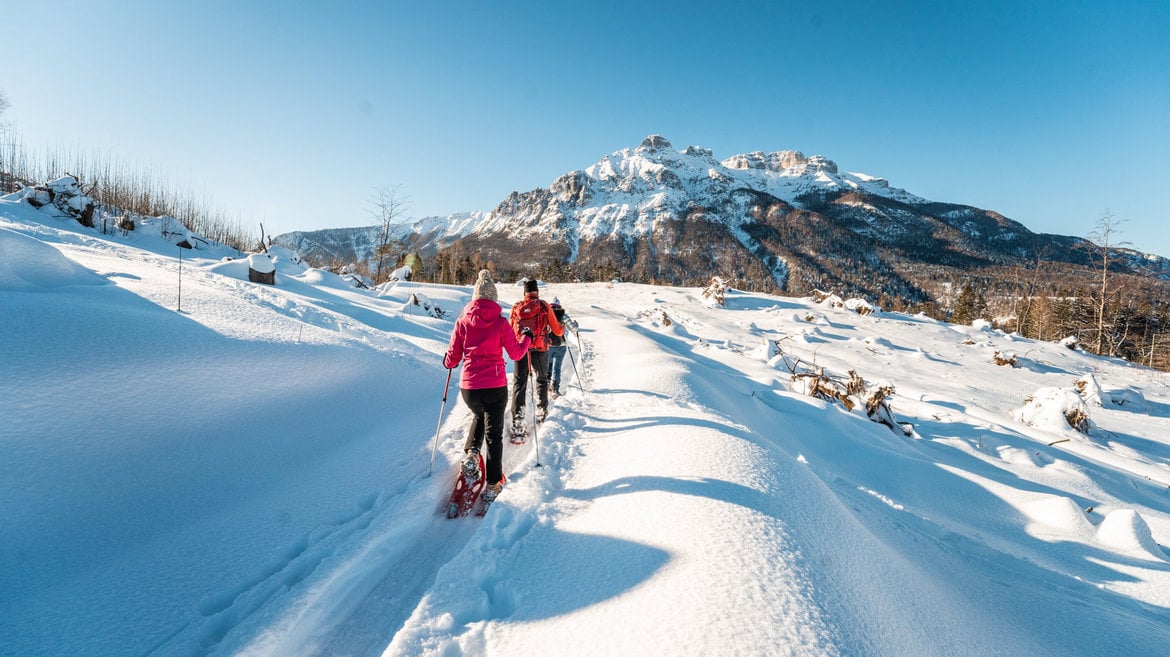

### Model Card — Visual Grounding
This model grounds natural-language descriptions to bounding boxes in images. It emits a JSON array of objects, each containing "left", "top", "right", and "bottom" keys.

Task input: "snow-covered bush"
[
  {"left": 701, "top": 276, "right": 727, "bottom": 307},
  {"left": 388, "top": 265, "right": 412, "bottom": 282},
  {"left": 994, "top": 350, "right": 1018, "bottom": 367},
  {"left": 808, "top": 290, "right": 877, "bottom": 315},
  {"left": 844, "top": 298, "right": 878, "bottom": 316},
  {"left": 812, "top": 290, "right": 845, "bottom": 308},
  {"left": 402, "top": 292, "right": 445, "bottom": 318},
  {"left": 1075, "top": 373, "right": 1103, "bottom": 407},
  {"left": 1060, "top": 335, "right": 1081, "bottom": 350},
  {"left": 338, "top": 264, "right": 373, "bottom": 289},
  {"left": 1073, "top": 374, "right": 1147, "bottom": 411},
  {"left": 20, "top": 176, "right": 96, "bottom": 227},
  {"left": 1013, "top": 387, "right": 1094, "bottom": 435}
]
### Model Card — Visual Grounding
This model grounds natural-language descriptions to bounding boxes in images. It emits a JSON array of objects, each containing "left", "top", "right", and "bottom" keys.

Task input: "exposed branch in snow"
[
  {"left": 637, "top": 307, "right": 672, "bottom": 326},
  {"left": 774, "top": 342, "right": 913, "bottom": 436},
  {"left": 993, "top": 350, "right": 1018, "bottom": 367}
]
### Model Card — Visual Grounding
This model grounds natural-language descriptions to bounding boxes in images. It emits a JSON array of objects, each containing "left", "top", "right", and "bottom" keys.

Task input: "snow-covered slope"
[{"left": 5, "top": 196, "right": 1170, "bottom": 657}]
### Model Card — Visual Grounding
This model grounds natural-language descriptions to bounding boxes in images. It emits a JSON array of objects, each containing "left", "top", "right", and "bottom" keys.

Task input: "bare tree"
[
  {"left": 1016, "top": 246, "right": 1051, "bottom": 336},
  {"left": 0, "top": 90, "right": 10, "bottom": 192},
  {"left": 1084, "top": 210, "right": 1129, "bottom": 355},
  {"left": 369, "top": 185, "right": 409, "bottom": 284}
]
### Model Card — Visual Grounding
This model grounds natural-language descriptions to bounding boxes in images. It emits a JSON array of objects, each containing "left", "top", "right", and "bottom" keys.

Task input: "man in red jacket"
[{"left": 509, "top": 278, "right": 563, "bottom": 428}]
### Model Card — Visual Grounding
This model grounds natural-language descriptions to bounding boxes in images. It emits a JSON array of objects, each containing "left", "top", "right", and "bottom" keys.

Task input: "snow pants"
[
  {"left": 461, "top": 385, "right": 508, "bottom": 485},
  {"left": 546, "top": 344, "right": 567, "bottom": 391},
  {"left": 512, "top": 349, "right": 550, "bottom": 420}
]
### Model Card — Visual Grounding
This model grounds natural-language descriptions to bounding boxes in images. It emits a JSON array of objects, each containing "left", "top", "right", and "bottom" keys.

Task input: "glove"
[{"left": 520, "top": 327, "right": 534, "bottom": 338}]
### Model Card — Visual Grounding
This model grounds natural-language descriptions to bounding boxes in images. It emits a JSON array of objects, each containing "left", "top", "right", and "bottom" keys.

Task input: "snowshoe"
[{"left": 446, "top": 452, "right": 485, "bottom": 518}]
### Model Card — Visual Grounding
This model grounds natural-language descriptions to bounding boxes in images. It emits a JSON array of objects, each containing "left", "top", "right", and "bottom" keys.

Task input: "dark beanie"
[{"left": 524, "top": 278, "right": 539, "bottom": 294}]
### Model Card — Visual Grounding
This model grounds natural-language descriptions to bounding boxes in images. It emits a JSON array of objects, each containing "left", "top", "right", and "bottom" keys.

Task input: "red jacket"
[
  {"left": 445, "top": 298, "right": 531, "bottom": 389},
  {"left": 509, "top": 294, "right": 564, "bottom": 352}
]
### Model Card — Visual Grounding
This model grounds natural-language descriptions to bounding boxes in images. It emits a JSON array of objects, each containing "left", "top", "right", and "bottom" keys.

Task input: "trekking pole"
[
  {"left": 427, "top": 368, "right": 453, "bottom": 477},
  {"left": 566, "top": 344, "right": 586, "bottom": 397},
  {"left": 529, "top": 361, "right": 542, "bottom": 467}
]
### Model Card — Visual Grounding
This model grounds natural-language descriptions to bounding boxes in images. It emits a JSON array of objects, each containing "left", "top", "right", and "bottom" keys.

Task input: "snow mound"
[
  {"left": 0, "top": 227, "right": 107, "bottom": 290},
  {"left": 248, "top": 253, "right": 276, "bottom": 274},
  {"left": 1106, "top": 386, "right": 1147, "bottom": 410},
  {"left": 1096, "top": 509, "right": 1167, "bottom": 560},
  {"left": 206, "top": 257, "right": 254, "bottom": 281},
  {"left": 1023, "top": 496, "right": 1094, "bottom": 536},
  {"left": 266, "top": 245, "right": 308, "bottom": 275},
  {"left": 1012, "top": 387, "right": 1093, "bottom": 435}
]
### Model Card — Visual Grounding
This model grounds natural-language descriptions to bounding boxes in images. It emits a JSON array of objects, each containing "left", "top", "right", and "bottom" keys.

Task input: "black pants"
[
  {"left": 461, "top": 386, "right": 507, "bottom": 485},
  {"left": 512, "top": 350, "right": 550, "bottom": 419}
]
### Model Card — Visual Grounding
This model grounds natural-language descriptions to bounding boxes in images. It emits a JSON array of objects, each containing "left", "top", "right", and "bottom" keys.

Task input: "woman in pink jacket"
[{"left": 444, "top": 269, "right": 532, "bottom": 502}]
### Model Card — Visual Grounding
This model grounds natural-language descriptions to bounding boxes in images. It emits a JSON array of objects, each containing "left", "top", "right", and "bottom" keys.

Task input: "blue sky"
[{"left": 3, "top": 1, "right": 1169, "bottom": 255}]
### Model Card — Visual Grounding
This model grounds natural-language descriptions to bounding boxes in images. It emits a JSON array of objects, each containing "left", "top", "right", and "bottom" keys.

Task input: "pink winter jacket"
[{"left": 444, "top": 298, "right": 531, "bottom": 390}]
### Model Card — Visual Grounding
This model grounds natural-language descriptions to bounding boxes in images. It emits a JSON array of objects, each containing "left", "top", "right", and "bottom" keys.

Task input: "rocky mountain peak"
[
  {"left": 636, "top": 135, "right": 673, "bottom": 153},
  {"left": 720, "top": 150, "right": 839, "bottom": 175}
]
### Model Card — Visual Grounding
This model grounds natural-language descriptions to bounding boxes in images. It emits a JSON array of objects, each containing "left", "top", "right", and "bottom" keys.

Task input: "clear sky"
[{"left": 3, "top": 1, "right": 1168, "bottom": 255}]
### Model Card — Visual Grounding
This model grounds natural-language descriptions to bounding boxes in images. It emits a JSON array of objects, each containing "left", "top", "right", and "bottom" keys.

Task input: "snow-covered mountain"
[
  {"left": 5, "top": 189, "right": 1170, "bottom": 656},
  {"left": 278, "top": 135, "right": 1170, "bottom": 303},
  {"left": 275, "top": 211, "right": 488, "bottom": 268}
]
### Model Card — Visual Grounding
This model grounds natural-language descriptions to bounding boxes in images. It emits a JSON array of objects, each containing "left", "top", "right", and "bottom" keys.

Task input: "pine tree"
[{"left": 952, "top": 283, "right": 976, "bottom": 325}]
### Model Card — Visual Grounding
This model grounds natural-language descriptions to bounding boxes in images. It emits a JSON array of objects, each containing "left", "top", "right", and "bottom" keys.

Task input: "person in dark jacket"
[
  {"left": 444, "top": 270, "right": 531, "bottom": 502},
  {"left": 546, "top": 297, "right": 578, "bottom": 396},
  {"left": 508, "top": 278, "right": 563, "bottom": 427}
]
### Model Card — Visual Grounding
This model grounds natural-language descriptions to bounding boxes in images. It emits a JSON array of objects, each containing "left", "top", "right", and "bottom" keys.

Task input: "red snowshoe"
[{"left": 446, "top": 452, "right": 485, "bottom": 518}]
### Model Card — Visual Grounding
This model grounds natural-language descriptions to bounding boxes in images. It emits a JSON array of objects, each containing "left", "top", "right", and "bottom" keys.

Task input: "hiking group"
[{"left": 442, "top": 270, "right": 577, "bottom": 514}]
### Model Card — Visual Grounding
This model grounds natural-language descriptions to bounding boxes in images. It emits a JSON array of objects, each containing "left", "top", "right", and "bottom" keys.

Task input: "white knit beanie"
[{"left": 472, "top": 269, "right": 497, "bottom": 301}]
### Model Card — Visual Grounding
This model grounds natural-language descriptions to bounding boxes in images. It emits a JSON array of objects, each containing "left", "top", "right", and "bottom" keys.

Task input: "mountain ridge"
[{"left": 275, "top": 135, "right": 1169, "bottom": 304}]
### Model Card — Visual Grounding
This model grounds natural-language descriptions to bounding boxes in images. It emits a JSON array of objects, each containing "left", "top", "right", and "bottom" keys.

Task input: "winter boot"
[
  {"left": 479, "top": 476, "right": 506, "bottom": 513},
  {"left": 460, "top": 449, "right": 481, "bottom": 486},
  {"left": 536, "top": 404, "right": 548, "bottom": 424}
]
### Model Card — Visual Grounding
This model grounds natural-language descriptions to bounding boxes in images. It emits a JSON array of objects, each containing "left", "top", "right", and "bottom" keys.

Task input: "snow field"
[{"left": 5, "top": 196, "right": 1170, "bottom": 657}]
